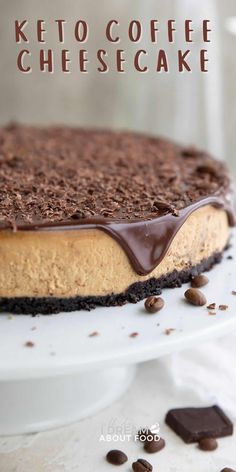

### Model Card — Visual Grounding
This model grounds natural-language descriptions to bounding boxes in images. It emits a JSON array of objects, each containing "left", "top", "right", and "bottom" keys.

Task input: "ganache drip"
[{"left": 4, "top": 195, "right": 235, "bottom": 276}]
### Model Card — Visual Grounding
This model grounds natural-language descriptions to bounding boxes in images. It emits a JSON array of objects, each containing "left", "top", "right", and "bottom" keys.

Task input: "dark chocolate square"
[{"left": 165, "top": 405, "right": 233, "bottom": 443}]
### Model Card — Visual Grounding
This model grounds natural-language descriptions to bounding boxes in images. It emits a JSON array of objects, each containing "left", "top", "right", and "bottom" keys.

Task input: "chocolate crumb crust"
[
  {"left": 0, "top": 125, "right": 232, "bottom": 224},
  {"left": 0, "top": 251, "right": 222, "bottom": 315}
]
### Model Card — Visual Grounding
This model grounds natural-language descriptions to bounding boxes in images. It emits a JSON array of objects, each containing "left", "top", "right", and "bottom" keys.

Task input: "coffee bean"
[
  {"left": 221, "top": 468, "right": 236, "bottom": 472},
  {"left": 184, "top": 288, "right": 207, "bottom": 306},
  {"left": 132, "top": 458, "right": 153, "bottom": 472},
  {"left": 198, "top": 437, "right": 218, "bottom": 451},
  {"left": 144, "top": 436, "right": 165, "bottom": 453},
  {"left": 191, "top": 274, "right": 209, "bottom": 288},
  {"left": 106, "top": 450, "right": 128, "bottom": 465},
  {"left": 145, "top": 296, "right": 165, "bottom": 314}
]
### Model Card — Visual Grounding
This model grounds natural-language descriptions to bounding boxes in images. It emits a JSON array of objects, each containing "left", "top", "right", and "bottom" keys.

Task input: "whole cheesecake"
[{"left": 0, "top": 125, "right": 234, "bottom": 314}]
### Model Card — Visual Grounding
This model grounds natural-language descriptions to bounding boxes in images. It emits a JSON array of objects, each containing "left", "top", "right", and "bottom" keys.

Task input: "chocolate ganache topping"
[{"left": 0, "top": 125, "right": 234, "bottom": 275}]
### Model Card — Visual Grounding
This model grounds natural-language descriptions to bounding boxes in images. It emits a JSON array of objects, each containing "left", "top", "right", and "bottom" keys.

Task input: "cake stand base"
[{"left": 0, "top": 366, "right": 136, "bottom": 436}]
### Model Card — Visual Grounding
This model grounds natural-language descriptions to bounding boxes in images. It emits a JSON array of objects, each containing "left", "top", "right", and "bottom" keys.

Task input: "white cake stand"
[{"left": 0, "top": 230, "right": 236, "bottom": 435}]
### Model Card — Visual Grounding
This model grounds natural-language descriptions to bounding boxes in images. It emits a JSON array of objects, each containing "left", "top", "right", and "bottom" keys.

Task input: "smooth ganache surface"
[{"left": 0, "top": 125, "right": 234, "bottom": 275}]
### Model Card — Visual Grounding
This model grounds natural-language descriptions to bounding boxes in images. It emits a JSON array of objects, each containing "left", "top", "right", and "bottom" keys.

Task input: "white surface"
[
  {"left": 0, "top": 232, "right": 236, "bottom": 381},
  {"left": 0, "top": 348, "right": 236, "bottom": 472}
]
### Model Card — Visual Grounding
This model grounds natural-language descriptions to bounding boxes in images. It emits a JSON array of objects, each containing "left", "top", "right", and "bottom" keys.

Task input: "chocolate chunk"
[
  {"left": 198, "top": 437, "right": 218, "bottom": 451},
  {"left": 106, "top": 450, "right": 128, "bottom": 465},
  {"left": 191, "top": 274, "right": 209, "bottom": 288},
  {"left": 184, "top": 288, "right": 207, "bottom": 306},
  {"left": 165, "top": 405, "right": 233, "bottom": 443},
  {"left": 132, "top": 459, "right": 153, "bottom": 472},
  {"left": 219, "top": 304, "right": 228, "bottom": 311},
  {"left": 144, "top": 437, "right": 165, "bottom": 453},
  {"left": 145, "top": 296, "right": 165, "bottom": 313}
]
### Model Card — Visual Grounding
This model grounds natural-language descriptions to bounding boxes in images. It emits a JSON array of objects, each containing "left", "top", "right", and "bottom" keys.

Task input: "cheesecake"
[{"left": 0, "top": 125, "right": 234, "bottom": 314}]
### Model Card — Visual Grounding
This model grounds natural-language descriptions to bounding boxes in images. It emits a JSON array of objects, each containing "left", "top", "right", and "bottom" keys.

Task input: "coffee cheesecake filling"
[{"left": 0, "top": 204, "right": 231, "bottom": 299}]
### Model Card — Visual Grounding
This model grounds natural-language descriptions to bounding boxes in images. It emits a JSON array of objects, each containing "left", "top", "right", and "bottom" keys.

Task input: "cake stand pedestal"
[
  {"left": 0, "top": 230, "right": 235, "bottom": 435},
  {"left": 0, "top": 366, "right": 136, "bottom": 435}
]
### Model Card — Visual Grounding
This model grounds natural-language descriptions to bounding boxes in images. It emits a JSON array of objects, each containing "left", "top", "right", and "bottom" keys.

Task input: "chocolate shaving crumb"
[
  {"left": 219, "top": 304, "right": 228, "bottom": 311},
  {"left": 232, "top": 291, "right": 236, "bottom": 296},
  {"left": 24, "top": 341, "right": 35, "bottom": 348},
  {"left": 207, "top": 303, "right": 216, "bottom": 310},
  {"left": 129, "top": 332, "right": 139, "bottom": 338},
  {"left": 88, "top": 331, "right": 99, "bottom": 337},
  {"left": 164, "top": 328, "right": 175, "bottom": 335}
]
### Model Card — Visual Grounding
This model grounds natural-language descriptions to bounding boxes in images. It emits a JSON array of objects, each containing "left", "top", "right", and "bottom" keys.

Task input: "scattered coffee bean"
[
  {"left": 207, "top": 303, "right": 216, "bottom": 310},
  {"left": 144, "top": 437, "right": 165, "bottom": 453},
  {"left": 198, "top": 437, "right": 218, "bottom": 451},
  {"left": 184, "top": 288, "right": 207, "bottom": 306},
  {"left": 221, "top": 468, "right": 236, "bottom": 472},
  {"left": 191, "top": 274, "right": 209, "bottom": 288},
  {"left": 106, "top": 450, "right": 128, "bottom": 465},
  {"left": 219, "top": 304, "right": 228, "bottom": 311},
  {"left": 145, "top": 296, "right": 165, "bottom": 314},
  {"left": 132, "top": 458, "right": 153, "bottom": 472}
]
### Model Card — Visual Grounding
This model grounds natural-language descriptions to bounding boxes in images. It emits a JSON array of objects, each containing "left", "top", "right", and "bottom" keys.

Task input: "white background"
[{"left": 0, "top": 0, "right": 236, "bottom": 171}]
